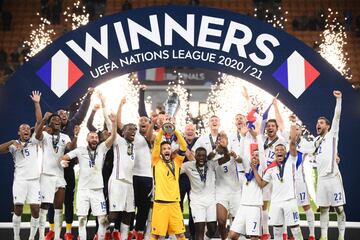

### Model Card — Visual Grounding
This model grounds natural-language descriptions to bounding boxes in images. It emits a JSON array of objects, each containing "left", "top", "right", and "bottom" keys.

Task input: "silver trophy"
[{"left": 162, "top": 92, "right": 180, "bottom": 136}]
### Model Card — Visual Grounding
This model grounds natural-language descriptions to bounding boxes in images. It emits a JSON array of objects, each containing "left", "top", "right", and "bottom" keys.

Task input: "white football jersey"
[
  {"left": 240, "top": 135, "right": 266, "bottom": 206},
  {"left": 41, "top": 131, "right": 71, "bottom": 177},
  {"left": 110, "top": 134, "right": 135, "bottom": 183},
  {"left": 67, "top": 142, "right": 109, "bottom": 190},
  {"left": 181, "top": 160, "right": 216, "bottom": 206},
  {"left": 263, "top": 155, "right": 297, "bottom": 202},
  {"left": 213, "top": 154, "right": 241, "bottom": 194},
  {"left": 229, "top": 132, "right": 245, "bottom": 172},
  {"left": 133, "top": 131, "right": 152, "bottom": 178},
  {"left": 9, "top": 135, "right": 40, "bottom": 180},
  {"left": 263, "top": 133, "right": 286, "bottom": 166},
  {"left": 313, "top": 98, "right": 341, "bottom": 177},
  {"left": 192, "top": 134, "right": 218, "bottom": 155}
]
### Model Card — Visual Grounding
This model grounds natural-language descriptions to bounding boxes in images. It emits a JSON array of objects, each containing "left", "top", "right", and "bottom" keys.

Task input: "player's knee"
[
  {"left": 30, "top": 204, "right": 40, "bottom": 218},
  {"left": 175, "top": 233, "right": 185, "bottom": 240},
  {"left": 14, "top": 205, "right": 23, "bottom": 216},
  {"left": 335, "top": 206, "right": 344, "bottom": 215},
  {"left": 78, "top": 216, "right": 87, "bottom": 227},
  {"left": 228, "top": 231, "right": 239, "bottom": 240},
  {"left": 320, "top": 207, "right": 330, "bottom": 213}
]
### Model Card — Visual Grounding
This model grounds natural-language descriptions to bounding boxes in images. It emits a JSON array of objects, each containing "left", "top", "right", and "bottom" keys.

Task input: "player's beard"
[
  {"left": 161, "top": 152, "right": 171, "bottom": 162},
  {"left": 88, "top": 141, "right": 98, "bottom": 150}
]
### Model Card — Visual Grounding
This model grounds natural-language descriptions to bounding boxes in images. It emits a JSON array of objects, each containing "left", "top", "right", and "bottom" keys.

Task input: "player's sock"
[
  {"left": 29, "top": 216, "right": 40, "bottom": 240},
  {"left": 320, "top": 207, "right": 330, "bottom": 239},
  {"left": 335, "top": 206, "right": 346, "bottom": 239},
  {"left": 49, "top": 223, "right": 55, "bottom": 231},
  {"left": 262, "top": 209, "right": 269, "bottom": 234},
  {"left": 78, "top": 216, "right": 87, "bottom": 240},
  {"left": 290, "top": 226, "right": 303, "bottom": 240},
  {"left": 12, "top": 214, "right": 21, "bottom": 240},
  {"left": 239, "top": 235, "right": 247, "bottom": 240},
  {"left": 39, "top": 208, "right": 48, "bottom": 240},
  {"left": 273, "top": 226, "right": 282, "bottom": 239},
  {"left": 120, "top": 223, "right": 130, "bottom": 240},
  {"left": 305, "top": 208, "right": 315, "bottom": 236},
  {"left": 204, "top": 233, "right": 211, "bottom": 240},
  {"left": 98, "top": 216, "right": 107, "bottom": 240},
  {"left": 66, "top": 223, "right": 72, "bottom": 234},
  {"left": 54, "top": 209, "right": 63, "bottom": 239},
  {"left": 144, "top": 208, "right": 152, "bottom": 240}
]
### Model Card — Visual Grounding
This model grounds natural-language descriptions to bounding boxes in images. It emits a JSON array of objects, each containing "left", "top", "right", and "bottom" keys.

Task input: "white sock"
[
  {"left": 98, "top": 216, "right": 107, "bottom": 240},
  {"left": 262, "top": 209, "right": 269, "bottom": 234},
  {"left": 54, "top": 209, "right": 63, "bottom": 240},
  {"left": 204, "top": 234, "right": 211, "bottom": 240},
  {"left": 120, "top": 223, "right": 130, "bottom": 240},
  {"left": 320, "top": 207, "right": 330, "bottom": 239},
  {"left": 29, "top": 216, "right": 40, "bottom": 240},
  {"left": 239, "top": 235, "right": 247, "bottom": 240},
  {"left": 12, "top": 214, "right": 21, "bottom": 240},
  {"left": 290, "top": 226, "right": 303, "bottom": 240},
  {"left": 144, "top": 208, "right": 152, "bottom": 240},
  {"left": 336, "top": 207, "right": 346, "bottom": 238},
  {"left": 78, "top": 216, "right": 87, "bottom": 240},
  {"left": 39, "top": 209, "right": 48, "bottom": 240},
  {"left": 169, "top": 234, "right": 176, "bottom": 240},
  {"left": 305, "top": 208, "right": 315, "bottom": 236},
  {"left": 273, "top": 226, "right": 282, "bottom": 240}
]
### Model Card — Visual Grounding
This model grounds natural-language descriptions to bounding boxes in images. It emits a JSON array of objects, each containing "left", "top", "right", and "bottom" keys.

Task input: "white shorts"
[
  {"left": 13, "top": 178, "right": 41, "bottom": 205},
  {"left": 296, "top": 180, "right": 311, "bottom": 206},
  {"left": 76, "top": 189, "right": 107, "bottom": 216},
  {"left": 269, "top": 199, "right": 300, "bottom": 226},
  {"left": 216, "top": 190, "right": 241, "bottom": 217},
  {"left": 40, "top": 174, "right": 66, "bottom": 203},
  {"left": 230, "top": 205, "right": 262, "bottom": 236},
  {"left": 190, "top": 202, "right": 217, "bottom": 223},
  {"left": 108, "top": 179, "right": 135, "bottom": 212},
  {"left": 262, "top": 183, "right": 272, "bottom": 201},
  {"left": 316, "top": 174, "right": 346, "bottom": 207}
]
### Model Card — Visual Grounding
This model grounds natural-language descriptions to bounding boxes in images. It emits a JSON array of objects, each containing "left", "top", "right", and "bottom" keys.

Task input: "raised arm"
[
  {"left": 273, "top": 97, "right": 285, "bottom": 132},
  {"left": 256, "top": 135, "right": 267, "bottom": 169},
  {"left": 331, "top": 90, "right": 342, "bottom": 135},
  {"left": 152, "top": 129, "right": 164, "bottom": 165},
  {"left": 105, "top": 113, "right": 117, "bottom": 148},
  {"left": 98, "top": 91, "right": 112, "bottom": 131},
  {"left": 69, "top": 88, "right": 94, "bottom": 125},
  {"left": 35, "top": 112, "right": 52, "bottom": 140},
  {"left": 289, "top": 114, "right": 297, "bottom": 157},
  {"left": 174, "top": 129, "right": 186, "bottom": 153},
  {"left": 30, "top": 91, "right": 42, "bottom": 127},
  {"left": 138, "top": 85, "right": 149, "bottom": 118},
  {"left": 66, "top": 125, "right": 79, "bottom": 151},
  {"left": 116, "top": 97, "right": 126, "bottom": 130},
  {"left": 87, "top": 104, "right": 99, "bottom": 132}
]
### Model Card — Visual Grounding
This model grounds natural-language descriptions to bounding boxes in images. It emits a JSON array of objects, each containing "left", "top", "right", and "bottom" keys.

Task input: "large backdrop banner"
[{"left": 0, "top": 5, "right": 359, "bottom": 221}]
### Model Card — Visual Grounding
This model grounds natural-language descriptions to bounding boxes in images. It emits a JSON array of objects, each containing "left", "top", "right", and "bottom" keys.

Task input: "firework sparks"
[
  {"left": 254, "top": 6, "right": 288, "bottom": 29},
  {"left": 318, "top": 8, "right": 352, "bottom": 79},
  {"left": 206, "top": 74, "right": 293, "bottom": 134},
  {"left": 64, "top": 0, "right": 89, "bottom": 30},
  {"left": 24, "top": 14, "right": 55, "bottom": 60},
  {"left": 167, "top": 73, "right": 190, "bottom": 132}
]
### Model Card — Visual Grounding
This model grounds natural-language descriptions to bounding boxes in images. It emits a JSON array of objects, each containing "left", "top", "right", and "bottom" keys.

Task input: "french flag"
[
  {"left": 273, "top": 51, "right": 320, "bottom": 98},
  {"left": 260, "top": 103, "right": 272, "bottom": 134},
  {"left": 37, "top": 50, "right": 83, "bottom": 97},
  {"left": 137, "top": 68, "right": 165, "bottom": 81}
]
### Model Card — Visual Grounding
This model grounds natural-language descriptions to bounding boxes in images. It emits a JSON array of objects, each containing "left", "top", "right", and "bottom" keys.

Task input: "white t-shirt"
[
  {"left": 313, "top": 98, "right": 341, "bottom": 178},
  {"left": 213, "top": 154, "right": 241, "bottom": 194},
  {"left": 133, "top": 131, "right": 152, "bottom": 178},
  {"left": 228, "top": 132, "right": 245, "bottom": 172},
  {"left": 41, "top": 131, "right": 71, "bottom": 177},
  {"left": 240, "top": 135, "right": 266, "bottom": 206},
  {"left": 110, "top": 134, "right": 135, "bottom": 183},
  {"left": 192, "top": 134, "right": 218, "bottom": 156},
  {"left": 67, "top": 142, "right": 109, "bottom": 190},
  {"left": 9, "top": 135, "right": 40, "bottom": 180},
  {"left": 263, "top": 155, "right": 297, "bottom": 202},
  {"left": 181, "top": 160, "right": 216, "bottom": 206}
]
